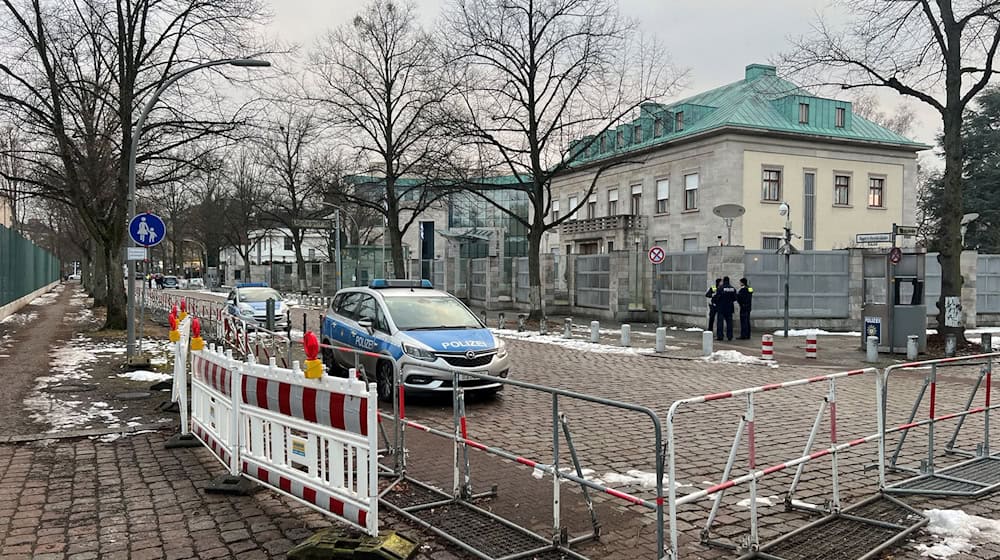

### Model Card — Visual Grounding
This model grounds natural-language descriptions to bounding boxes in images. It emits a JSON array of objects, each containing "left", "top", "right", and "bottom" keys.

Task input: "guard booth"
[
  {"left": 861, "top": 248, "right": 927, "bottom": 353},
  {"left": 862, "top": 248, "right": 927, "bottom": 353}
]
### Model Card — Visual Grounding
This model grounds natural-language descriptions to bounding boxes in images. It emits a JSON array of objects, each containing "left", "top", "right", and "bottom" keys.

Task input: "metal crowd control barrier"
[
  {"left": 881, "top": 352, "right": 1000, "bottom": 497},
  {"left": 378, "top": 362, "right": 664, "bottom": 560},
  {"left": 189, "top": 343, "right": 380, "bottom": 535},
  {"left": 665, "top": 367, "right": 926, "bottom": 560}
]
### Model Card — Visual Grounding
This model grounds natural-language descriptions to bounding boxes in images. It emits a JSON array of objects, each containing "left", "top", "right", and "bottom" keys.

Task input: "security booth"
[{"left": 861, "top": 247, "right": 927, "bottom": 353}]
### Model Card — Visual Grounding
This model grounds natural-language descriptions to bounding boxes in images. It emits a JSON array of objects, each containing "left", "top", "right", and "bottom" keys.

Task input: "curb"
[{"left": 0, "top": 421, "right": 173, "bottom": 444}]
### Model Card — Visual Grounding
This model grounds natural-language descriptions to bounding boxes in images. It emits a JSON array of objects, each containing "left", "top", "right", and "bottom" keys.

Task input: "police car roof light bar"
[
  {"left": 236, "top": 282, "right": 269, "bottom": 288},
  {"left": 369, "top": 279, "right": 433, "bottom": 289}
]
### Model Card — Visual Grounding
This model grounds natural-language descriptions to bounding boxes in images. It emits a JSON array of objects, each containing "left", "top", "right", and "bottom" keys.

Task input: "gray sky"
[{"left": 264, "top": 0, "right": 941, "bottom": 150}]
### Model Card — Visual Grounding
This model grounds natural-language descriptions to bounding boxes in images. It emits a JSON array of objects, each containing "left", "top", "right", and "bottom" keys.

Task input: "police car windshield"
[
  {"left": 238, "top": 288, "right": 282, "bottom": 303},
  {"left": 382, "top": 296, "right": 481, "bottom": 330}
]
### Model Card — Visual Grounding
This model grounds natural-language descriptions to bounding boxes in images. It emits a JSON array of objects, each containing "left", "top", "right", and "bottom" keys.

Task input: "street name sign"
[
  {"left": 856, "top": 232, "right": 892, "bottom": 244},
  {"left": 126, "top": 247, "right": 148, "bottom": 261}
]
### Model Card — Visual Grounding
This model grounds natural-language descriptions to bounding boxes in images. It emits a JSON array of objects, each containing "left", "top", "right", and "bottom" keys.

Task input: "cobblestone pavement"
[{"left": 5, "top": 285, "right": 1000, "bottom": 559}]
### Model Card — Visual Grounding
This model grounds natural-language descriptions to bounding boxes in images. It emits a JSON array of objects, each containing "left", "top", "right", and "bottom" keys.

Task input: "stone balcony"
[{"left": 559, "top": 214, "right": 646, "bottom": 236}]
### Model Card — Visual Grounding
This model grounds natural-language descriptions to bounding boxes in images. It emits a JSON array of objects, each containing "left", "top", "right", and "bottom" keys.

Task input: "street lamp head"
[
  {"left": 229, "top": 59, "right": 271, "bottom": 67},
  {"left": 778, "top": 202, "right": 789, "bottom": 217}
]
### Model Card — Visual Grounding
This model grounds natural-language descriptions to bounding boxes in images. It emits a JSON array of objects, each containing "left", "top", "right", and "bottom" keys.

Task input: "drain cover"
[
  {"left": 116, "top": 391, "right": 152, "bottom": 400},
  {"left": 50, "top": 383, "right": 96, "bottom": 393}
]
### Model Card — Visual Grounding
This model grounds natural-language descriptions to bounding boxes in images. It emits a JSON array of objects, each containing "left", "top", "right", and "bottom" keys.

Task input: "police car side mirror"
[{"left": 358, "top": 319, "right": 375, "bottom": 336}]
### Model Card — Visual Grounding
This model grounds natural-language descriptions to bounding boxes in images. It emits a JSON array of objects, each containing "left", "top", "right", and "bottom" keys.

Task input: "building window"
[
  {"left": 607, "top": 241, "right": 614, "bottom": 252},
  {"left": 835, "top": 107, "right": 845, "bottom": 128},
  {"left": 799, "top": 103, "right": 809, "bottom": 124},
  {"left": 551, "top": 200, "right": 560, "bottom": 222},
  {"left": 633, "top": 124, "right": 643, "bottom": 143},
  {"left": 654, "top": 118, "right": 663, "bottom": 137},
  {"left": 630, "top": 184, "right": 642, "bottom": 215},
  {"left": 656, "top": 178, "right": 669, "bottom": 213},
  {"left": 284, "top": 264, "right": 293, "bottom": 274},
  {"left": 283, "top": 236, "right": 293, "bottom": 251},
  {"left": 834, "top": 175, "right": 850, "bottom": 205},
  {"left": 868, "top": 177, "right": 885, "bottom": 208},
  {"left": 762, "top": 169, "right": 781, "bottom": 201},
  {"left": 616, "top": 130, "right": 624, "bottom": 149},
  {"left": 682, "top": 237, "right": 698, "bottom": 252},
  {"left": 586, "top": 194, "right": 597, "bottom": 219},
  {"left": 312, "top": 263, "right": 321, "bottom": 276},
  {"left": 607, "top": 188, "right": 618, "bottom": 216},
  {"left": 675, "top": 111, "right": 684, "bottom": 131},
  {"left": 684, "top": 173, "right": 698, "bottom": 210},
  {"left": 568, "top": 195, "right": 578, "bottom": 220},
  {"left": 599, "top": 135, "right": 606, "bottom": 152},
  {"left": 762, "top": 236, "right": 783, "bottom": 251}
]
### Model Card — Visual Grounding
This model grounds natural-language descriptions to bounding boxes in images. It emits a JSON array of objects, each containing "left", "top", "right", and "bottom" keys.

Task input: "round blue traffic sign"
[{"left": 128, "top": 212, "right": 166, "bottom": 247}]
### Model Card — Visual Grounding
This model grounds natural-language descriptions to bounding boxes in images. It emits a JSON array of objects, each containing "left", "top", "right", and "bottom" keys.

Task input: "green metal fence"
[{"left": 0, "top": 224, "right": 61, "bottom": 308}]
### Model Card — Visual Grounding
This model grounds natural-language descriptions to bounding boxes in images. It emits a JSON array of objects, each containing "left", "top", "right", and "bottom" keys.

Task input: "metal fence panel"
[
  {"left": 432, "top": 259, "right": 445, "bottom": 290},
  {"left": 926, "top": 253, "right": 941, "bottom": 317},
  {"left": 1, "top": 224, "right": 60, "bottom": 307},
  {"left": 515, "top": 257, "right": 530, "bottom": 303},
  {"left": 574, "top": 255, "right": 610, "bottom": 309},
  {"left": 470, "top": 258, "right": 488, "bottom": 302},
  {"left": 978, "top": 255, "right": 1000, "bottom": 313},
  {"left": 744, "top": 250, "right": 849, "bottom": 318},
  {"left": 656, "top": 252, "right": 708, "bottom": 315}
]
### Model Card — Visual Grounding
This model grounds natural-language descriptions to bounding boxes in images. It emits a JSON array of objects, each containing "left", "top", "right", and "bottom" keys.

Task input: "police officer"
[
  {"left": 737, "top": 277, "right": 754, "bottom": 339},
  {"left": 717, "top": 276, "right": 738, "bottom": 341},
  {"left": 705, "top": 278, "right": 721, "bottom": 332}
]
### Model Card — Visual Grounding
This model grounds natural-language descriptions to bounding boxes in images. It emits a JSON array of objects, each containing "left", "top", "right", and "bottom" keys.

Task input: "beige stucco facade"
[{"left": 0, "top": 195, "right": 11, "bottom": 228}]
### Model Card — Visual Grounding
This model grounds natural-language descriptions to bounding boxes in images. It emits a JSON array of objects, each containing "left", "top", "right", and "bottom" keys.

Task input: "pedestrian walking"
[
  {"left": 717, "top": 276, "right": 738, "bottom": 341},
  {"left": 705, "top": 278, "right": 721, "bottom": 332},
  {"left": 737, "top": 277, "right": 754, "bottom": 339}
]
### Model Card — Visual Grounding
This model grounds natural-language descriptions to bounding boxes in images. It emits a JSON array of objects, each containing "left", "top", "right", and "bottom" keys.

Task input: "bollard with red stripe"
[
  {"left": 805, "top": 334, "right": 818, "bottom": 359},
  {"left": 761, "top": 334, "right": 774, "bottom": 360}
]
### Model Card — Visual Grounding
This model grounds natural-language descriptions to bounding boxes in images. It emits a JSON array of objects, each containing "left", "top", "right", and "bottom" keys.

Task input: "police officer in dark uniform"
[
  {"left": 737, "top": 277, "right": 754, "bottom": 339},
  {"left": 717, "top": 276, "right": 738, "bottom": 341},
  {"left": 705, "top": 278, "right": 721, "bottom": 332}
]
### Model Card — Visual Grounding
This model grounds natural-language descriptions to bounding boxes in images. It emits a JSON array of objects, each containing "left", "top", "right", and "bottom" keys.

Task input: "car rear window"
[
  {"left": 238, "top": 287, "right": 282, "bottom": 302},
  {"left": 382, "top": 296, "right": 481, "bottom": 330}
]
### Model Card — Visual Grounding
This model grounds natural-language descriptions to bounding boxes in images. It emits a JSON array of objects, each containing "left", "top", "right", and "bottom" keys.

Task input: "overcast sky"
[{"left": 263, "top": 0, "right": 941, "bottom": 151}]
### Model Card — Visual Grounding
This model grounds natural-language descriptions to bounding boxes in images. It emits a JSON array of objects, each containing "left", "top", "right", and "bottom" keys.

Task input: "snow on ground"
[
  {"left": 702, "top": 350, "right": 779, "bottom": 368},
  {"left": 773, "top": 328, "right": 862, "bottom": 337},
  {"left": 494, "top": 329, "right": 658, "bottom": 355},
  {"left": 1, "top": 311, "right": 37, "bottom": 325},
  {"left": 915, "top": 509, "right": 1000, "bottom": 559},
  {"left": 737, "top": 496, "right": 781, "bottom": 508},
  {"left": 568, "top": 324, "right": 659, "bottom": 338},
  {"left": 29, "top": 289, "right": 60, "bottom": 306},
  {"left": 597, "top": 469, "right": 692, "bottom": 488},
  {"left": 118, "top": 370, "right": 172, "bottom": 383}
]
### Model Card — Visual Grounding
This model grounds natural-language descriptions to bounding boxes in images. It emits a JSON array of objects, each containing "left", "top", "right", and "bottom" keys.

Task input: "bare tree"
[
  {"left": 850, "top": 93, "right": 917, "bottom": 137},
  {"left": 781, "top": 0, "right": 1000, "bottom": 339},
  {"left": 309, "top": 0, "right": 455, "bottom": 278},
  {"left": 443, "top": 0, "right": 681, "bottom": 317},
  {"left": 219, "top": 148, "right": 270, "bottom": 280}
]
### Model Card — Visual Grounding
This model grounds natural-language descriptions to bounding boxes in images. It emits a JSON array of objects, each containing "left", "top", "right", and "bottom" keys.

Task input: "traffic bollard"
[
  {"left": 540, "top": 317, "right": 548, "bottom": 335},
  {"left": 866, "top": 336, "right": 878, "bottom": 363},
  {"left": 907, "top": 335, "right": 919, "bottom": 360},
  {"left": 702, "top": 331, "right": 713, "bottom": 356},
  {"left": 983, "top": 333, "right": 993, "bottom": 352},
  {"left": 656, "top": 327, "right": 667, "bottom": 353},
  {"left": 518, "top": 314, "right": 526, "bottom": 332},
  {"left": 590, "top": 321, "right": 599, "bottom": 343},
  {"left": 945, "top": 333, "right": 957, "bottom": 357},
  {"left": 761, "top": 334, "right": 774, "bottom": 360},
  {"left": 498, "top": 312, "right": 505, "bottom": 330},
  {"left": 620, "top": 324, "right": 631, "bottom": 347},
  {"left": 563, "top": 318, "right": 572, "bottom": 339},
  {"left": 481, "top": 311, "right": 487, "bottom": 326},
  {"left": 805, "top": 334, "right": 817, "bottom": 359}
]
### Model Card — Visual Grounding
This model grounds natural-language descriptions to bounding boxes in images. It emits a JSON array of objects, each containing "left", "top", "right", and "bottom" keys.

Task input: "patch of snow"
[
  {"left": 737, "top": 496, "right": 781, "bottom": 508},
  {"left": 915, "top": 509, "right": 1000, "bottom": 559},
  {"left": 92, "top": 429, "right": 157, "bottom": 443},
  {"left": 119, "top": 370, "right": 172, "bottom": 383},
  {"left": 773, "top": 329, "right": 861, "bottom": 337},
  {"left": 532, "top": 467, "right": 545, "bottom": 479},
  {"left": 702, "top": 350, "right": 779, "bottom": 368},
  {"left": 2, "top": 311, "right": 38, "bottom": 325},
  {"left": 493, "top": 329, "right": 656, "bottom": 355},
  {"left": 685, "top": 327, "right": 705, "bottom": 332},
  {"left": 28, "top": 291, "right": 59, "bottom": 306},
  {"left": 569, "top": 324, "right": 659, "bottom": 338},
  {"left": 597, "top": 469, "right": 691, "bottom": 488}
]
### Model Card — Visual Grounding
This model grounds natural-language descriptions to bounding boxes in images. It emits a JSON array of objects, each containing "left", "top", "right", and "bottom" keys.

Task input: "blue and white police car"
[
  {"left": 225, "top": 283, "right": 290, "bottom": 330},
  {"left": 321, "top": 279, "right": 510, "bottom": 401}
]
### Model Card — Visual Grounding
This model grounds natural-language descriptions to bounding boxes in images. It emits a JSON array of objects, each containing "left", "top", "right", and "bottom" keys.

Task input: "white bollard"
[
  {"left": 498, "top": 312, "right": 506, "bottom": 330},
  {"left": 982, "top": 333, "right": 993, "bottom": 352},
  {"left": 907, "top": 335, "right": 919, "bottom": 360},
  {"left": 590, "top": 321, "right": 600, "bottom": 343},
  {"left": 540, "top": 317, "right": 548, "bottom": 335},
  {"left": 564, "top": 318, "right": 573, "bottom": 339},
  {"left": 621, "top": 324, "right": 631, "bottom": 347},
  {"left": 702, "top": 331, "right": 713, "bottom": 356},
  {"left": 866, "top": 336, "right": 879, "bottom": 363},
  {"left": 805, "top": 334, "right": 818, "bottom": 359},
  {"left": 945, "top": 334, "right": 957, "bottom": 358},
  {"left": 656, "top": 327, "right": 667, "bottom": 353},
  {"left": 761, "top": 334, "right": 774, "bottom": 361}
]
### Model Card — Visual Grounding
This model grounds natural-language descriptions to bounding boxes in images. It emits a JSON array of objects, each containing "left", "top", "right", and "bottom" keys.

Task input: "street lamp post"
[
  {"left": 126, "top": 58, "right": 270, "bottom": 362},
  {"left": 318, "top": 202, "right": 362, "bottom": 290},
  {"left": 779, "top": 201, "right": 792, "bottom": 338}
]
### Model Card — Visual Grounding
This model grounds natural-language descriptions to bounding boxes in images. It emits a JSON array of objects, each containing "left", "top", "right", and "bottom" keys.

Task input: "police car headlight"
[
  {"left": 238, "top": 304, "right": 255, "bottom": 317},
  {"left": 403, "top": 343, "right": 436, "bottom": 362},
  {"left": 495, "top": 338, "right": 507, "bottom": 359}
]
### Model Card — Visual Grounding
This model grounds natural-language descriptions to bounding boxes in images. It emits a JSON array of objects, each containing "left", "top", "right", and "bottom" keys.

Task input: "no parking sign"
[{"left": 648, "top": 246, "right": 666, "bottom": 265}]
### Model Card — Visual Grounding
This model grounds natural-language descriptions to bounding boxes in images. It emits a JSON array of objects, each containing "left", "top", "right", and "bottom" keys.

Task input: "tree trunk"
[
  {"left": 527, "top": 224, "right": 545, "bottom": 321},
  {"left": 936, "top": 106, "right": 966, "bottom": 339},
  {"left": 93, "top": 245, "right": 108, "bottom": 306},
  {"left": 104, "top": 245, "right": 127, "bottom": 329},
  {"left": 293, "top": 229, "right": 307, "bottom": 294},
  {"left": 243, "top": 256, "right": 252, "bottom": 282},
  {"left": 388, "top": 223, "right": 405, "bottom": 279}
]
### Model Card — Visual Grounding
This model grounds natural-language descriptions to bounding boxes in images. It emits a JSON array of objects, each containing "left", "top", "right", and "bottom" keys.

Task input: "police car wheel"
[
  {"left": 321, "top": 343, "right": 346, "bottom": 377},
  {"left": 376, "top": 360, "right": 394, "bottom": 402}
]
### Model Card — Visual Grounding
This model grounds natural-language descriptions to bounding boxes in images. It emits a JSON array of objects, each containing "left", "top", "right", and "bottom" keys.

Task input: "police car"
[
  {"left": 225, "top": 282, "right": 290, "bottom": 330},
  {"left": 321, "top": 279, "right": 510, "bottom": 401}
]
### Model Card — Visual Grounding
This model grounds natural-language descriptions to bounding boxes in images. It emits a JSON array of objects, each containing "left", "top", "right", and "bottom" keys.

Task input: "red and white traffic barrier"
[
  {"left": 761, "top": 334, "right": 774, "bottom": 360},
  {"left": 805, "top": 335, "right": 818, "bottom": 359}
]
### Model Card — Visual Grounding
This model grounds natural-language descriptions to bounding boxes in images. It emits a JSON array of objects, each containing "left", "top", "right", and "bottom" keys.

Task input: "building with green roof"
[{"left": 549, "top": 64, "right": 929, "bottom": 255}]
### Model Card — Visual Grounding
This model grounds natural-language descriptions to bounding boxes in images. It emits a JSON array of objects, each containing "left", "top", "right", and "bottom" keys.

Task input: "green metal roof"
[{"left": 569, "top": 64, "right": 929, "bottom": 166}]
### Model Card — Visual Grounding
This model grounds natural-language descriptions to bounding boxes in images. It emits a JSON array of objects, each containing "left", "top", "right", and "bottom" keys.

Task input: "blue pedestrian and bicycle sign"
[{"left": 128, "top": 212, "right": 166, "bottom": 247}]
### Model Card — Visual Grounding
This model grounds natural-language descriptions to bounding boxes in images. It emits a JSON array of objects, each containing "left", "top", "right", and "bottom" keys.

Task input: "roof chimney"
[{"left": 745, "top": 64, "right": 777, "bottom": 81}]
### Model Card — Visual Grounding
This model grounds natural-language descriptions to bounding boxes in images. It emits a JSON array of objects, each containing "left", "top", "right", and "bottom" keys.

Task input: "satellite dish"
[
  {"left": 962, "top": 212, "right": 980, "bottom": 225},
  {"left": 713, "top": 204, "right": 746, "bottom": 219}
]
